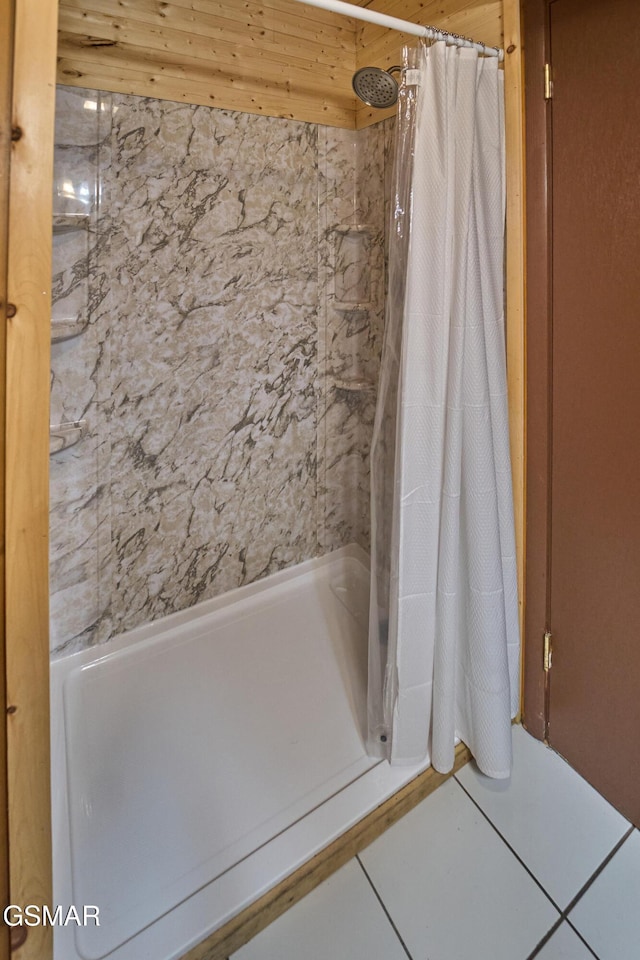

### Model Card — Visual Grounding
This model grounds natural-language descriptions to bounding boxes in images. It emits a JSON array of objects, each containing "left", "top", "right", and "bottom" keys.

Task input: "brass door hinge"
[
  {"left": 543, "top": 631, "right": 553, "bottom": 672},
  {"left": 544, "top": 63, "right": 553, "bottom": 100}
]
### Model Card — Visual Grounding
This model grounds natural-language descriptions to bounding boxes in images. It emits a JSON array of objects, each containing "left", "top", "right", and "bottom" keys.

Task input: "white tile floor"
[{"left": 232, "top": 726, "right": 638, "bottom": 960}]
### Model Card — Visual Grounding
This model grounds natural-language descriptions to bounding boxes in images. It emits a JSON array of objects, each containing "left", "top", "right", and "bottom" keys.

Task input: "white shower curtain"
[{"left": 368, "top": 41, "right": 520, "bottom": 779}]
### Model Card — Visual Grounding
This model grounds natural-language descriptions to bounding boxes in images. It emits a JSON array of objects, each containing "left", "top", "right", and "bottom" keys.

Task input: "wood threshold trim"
[{"left": 180, "top": 743, "right": 472, "bottom": 960}]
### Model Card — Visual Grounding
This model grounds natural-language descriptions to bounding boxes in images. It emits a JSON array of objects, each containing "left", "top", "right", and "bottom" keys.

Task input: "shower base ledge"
[{"left": 51, "top": 545, "right": 432, "bottom": 960}]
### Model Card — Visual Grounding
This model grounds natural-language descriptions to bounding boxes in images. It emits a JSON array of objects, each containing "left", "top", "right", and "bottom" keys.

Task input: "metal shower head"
[{"left": 352, "top": 65, "right": 402, "bottom": 108}]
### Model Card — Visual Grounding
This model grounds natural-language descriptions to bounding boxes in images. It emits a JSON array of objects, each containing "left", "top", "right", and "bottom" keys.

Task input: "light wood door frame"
[
  {"left": 3, "top": 0, "right": 58, "bottom": 956},
  {"left": 503, "top": 0, "right": 526, "bottom": 687},
  {"left": 521, "top": 0, "right": 550, "bottom": 741}
]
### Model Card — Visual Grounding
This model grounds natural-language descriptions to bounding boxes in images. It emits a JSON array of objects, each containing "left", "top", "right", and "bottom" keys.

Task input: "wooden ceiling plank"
[
  {"left": 357, "top": 3, "right": 502, "bottom": 66},
  {"left": 56, "top": 18, "right": 354, "bottom": 82},
  {"left": 62, "top": 0, "right": 356, "bottom": 56},
  {"left": 57, "top": 42, "right": 356, "bottom": 108},
  {"left": 56, "top": 54, "right": 357, "bottom": 125}
]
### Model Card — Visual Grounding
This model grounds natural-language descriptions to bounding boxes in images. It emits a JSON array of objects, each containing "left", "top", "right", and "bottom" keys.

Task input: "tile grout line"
[
  {"left": 562, "top": 825, "right": 635, "bottom": 916},
  {"left": 562, "top": 921, "right": 601, "bottom": 960},
  {"left": 525, "top": 915, "right": 600, "bottom": 960},
  {"left": 559, "top": 825, "right": 636, "bottom": 960},
  {"left": 455, "top": 777, "right": 635, "bottom": 960},
  {"left": 355, "top": 854, "right": 414, "bottom": 960},
  {"left": 453, "top": 775, "right": 563, "bottom": 913},
  {"left": 524, "top": 916, "right": 566, "bottom": 960},
  {"left": 526, "top": 825, "right": 634, "bottom": 960}
]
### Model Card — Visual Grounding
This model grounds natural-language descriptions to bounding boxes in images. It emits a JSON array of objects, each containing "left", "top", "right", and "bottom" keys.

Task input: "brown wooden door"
[{"left": 547, "top": 0, "right": 640, "bottom": 825}]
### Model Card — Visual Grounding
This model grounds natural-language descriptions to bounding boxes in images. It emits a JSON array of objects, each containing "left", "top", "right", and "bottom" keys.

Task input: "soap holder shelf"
[
  {"left": 333, "top": 377, "right": 375, "bottom": 394},
  {"left": 50, "top": 420, "right": 88, "bottom": 455},
  {"left": 333, "top": 223, "right": 373, "bottom": 235},
  {"left": 333, "top": 301, "right": 373, "bottom": 312},
  {"left": 53, "top": 214, "right": 91, "bottom": 235},
  {"left": 51, "top": 318, "right": 89, "bottom": 343}
]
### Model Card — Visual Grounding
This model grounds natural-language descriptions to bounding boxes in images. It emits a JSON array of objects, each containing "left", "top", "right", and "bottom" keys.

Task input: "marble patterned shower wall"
[
  {"left": 317, "top": 123, "right": 386, "bottom": 555},
  {"left": 50, "top": 86, "right": 391, "bottom": 656},
  {"left": 50, "top": 87, "right": 112, "bottom": 653}
]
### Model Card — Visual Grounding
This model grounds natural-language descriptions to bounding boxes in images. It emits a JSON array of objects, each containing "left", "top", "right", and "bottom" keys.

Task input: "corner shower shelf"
[
  {"left": 333, "top": 377, "right": 375, "bottom": 393},
  {"left": 332, "top": 223, "right": 374, "bottom": 309},
  {"left": 333, "top": 302, "right": 373, "bottom": 311},
  {"left": 51, "top": 318, "right": 89, "bottom": 343},
  {"left": 333, "top": 223, "right": 373, "bottom": 235},
  {"left": 53, "top": 214, "right": 90, "bottom": 234},
  {"left": 50, "top": 420, "right": 88, "bottom": 455}
]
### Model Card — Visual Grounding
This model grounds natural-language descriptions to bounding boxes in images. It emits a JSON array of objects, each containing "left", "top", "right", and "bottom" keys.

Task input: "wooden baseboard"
[{"left": 181, "top": 742, "right": 472, "bottom": 960}]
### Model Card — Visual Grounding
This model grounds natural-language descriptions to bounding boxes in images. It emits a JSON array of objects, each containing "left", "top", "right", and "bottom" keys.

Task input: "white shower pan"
[{"left": 51, "top": 545, "right": 431, "bottom": 960}]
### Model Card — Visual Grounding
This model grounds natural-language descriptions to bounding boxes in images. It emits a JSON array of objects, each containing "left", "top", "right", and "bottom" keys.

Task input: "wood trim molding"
[
  {"left": 503, "top": 0, "right": 526, "bottom": 719},
  {"left": 0, "top": 2, "right": 15, "bottom": 957},
  {"left": 4, "top": 1, "right": 58, "bottom": 956},
  {"left": 521, "top": 0, "right": 551, "bottom": 741},
  {"left": 180, "top": 745, "right": 472, "bottom": 960}
]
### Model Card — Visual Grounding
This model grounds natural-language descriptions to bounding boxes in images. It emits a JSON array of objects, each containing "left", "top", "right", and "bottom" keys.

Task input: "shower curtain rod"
[{"left": 290, "top": 0, "right": 504, "bottom": 60}]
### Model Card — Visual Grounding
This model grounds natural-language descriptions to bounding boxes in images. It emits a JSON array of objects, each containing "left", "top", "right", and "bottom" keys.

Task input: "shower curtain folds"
[{"left": 368, "top": 41, "right": 520, "bottom": 779}]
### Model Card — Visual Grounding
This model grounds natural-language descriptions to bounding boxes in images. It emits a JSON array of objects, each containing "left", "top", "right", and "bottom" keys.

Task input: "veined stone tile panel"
[
  {"left": 317, "top": 126, "right": 358, "bottom": 556},
  {"left": 107, "top": 97, "right": 320, "bottom": 638},
  {"left": 50, "top": 88, "right": 388, "bottom": 655},
  {"left": 319, "top": 119, "right": 387, "bottom": 554},
  {"left": 50, "top": 87, "right": 113, "bottom": 654}
]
